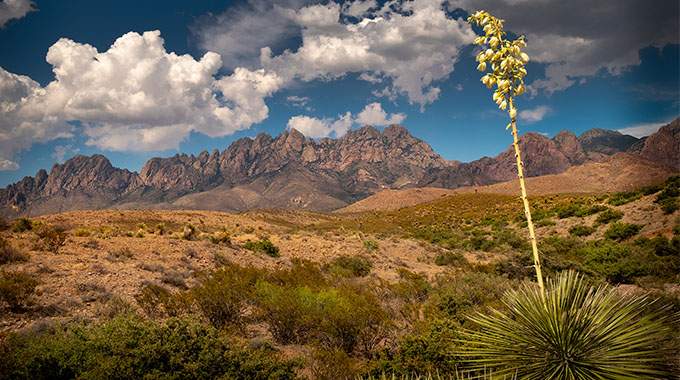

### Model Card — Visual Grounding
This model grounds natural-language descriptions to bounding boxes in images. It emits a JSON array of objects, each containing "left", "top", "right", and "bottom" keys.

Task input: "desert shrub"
[
  {"left": 643, "top": 235, "right": 679, "bottom": 257},
  {"left": 658, "top": 197, "right": 679, "bottom": 214},
  {"left": 106, "top": 247, "right": 133, "bottom": 262},
  {"left": 209, "top": 227, "right": 231, "bottom": 244},
  {"left": 0, "top": 238, "right": 29, "bottom": 264},
  {"left": 155, "top": 223, "right": 166, "bottom": 235},
  {"left": 363, "top": 239, "right": 379, "bottom": 251},
  {"left": 492, "top": 228, "right": 527, "bottom": 250},
  {"left": 310, "top": 345, "right": 358, "bottom": 380},
  {"left": 604, "top": 222, "right": 643, "bottom": 241},
  {"left": 460, "top": 271, "right": 674, "bottom": 379},
  {"left": 213, "top": 251, "right": 230, "bottom": 267},
  {"left": 581, "top": 240, "right": 646, "bottom": 283},
  {"left": 0, "top": 271, "right": 39, "bottom": 312},
  {"left": 552, "top": 203, "right": 583, "bottom": 219},
  {"left": 11, "top": 217, "right": 33, "bottom": 233},
  {"left": 608, "top": 190, "right": 643, "bottom": 206},
  {"left": 568, "top": 224, "right": 596, "bottom": 237},
  {"left": 135, "top": 283, "right": 191, "bottom": 318},
  {"left": 191, "top": 264, "right": 262, "bottom": 328},
  {"left": 434, "top": 251, "right": 467, "bottom": 267},
  {"left": 35, "top": 226, "right": 68, "bottom": 253},
  {"left": 329, "top": 255, "right": 373, "bottom": 277},
  {"left": 72, "top": 228, "right": 90, "bottom": 237},
  {"left": 2, "top": 314, "right": 303, "bottom": 380},
  {"left": 367, "top": 318, "right": 459, "bottom": 377},
  {"left": 254, "top": 281, "right": 313, "bottom": 344},
  {"left": 243, "top": 238, "right": 280, "bottom": 257},
  {"left": 161, "top": 271, "right": 188, "bottom": 290},
  {"left": 594, "top": 208, "right": 623, "bottom": 224},
  {"left": 182, "top": 223, "right": 197, "bottom": 240},
  {"left": 304, "top": 284, "right": 391, "bottom": 355},
  {"left": 412, "top": 229, "right": 464, "bottom": 250},
  {"left": 552, "top": 202, "right": 608, "bottom": 219},
  {"left": 428, "top": 272, "right": 511, "bottom": 324},
  {"left": 76, "top": 282, "right": 111, "bottom": 303}
]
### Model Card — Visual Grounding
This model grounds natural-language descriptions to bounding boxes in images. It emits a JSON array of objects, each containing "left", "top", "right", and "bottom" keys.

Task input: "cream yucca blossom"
[{"left": 468, "top": 10, "right": 544, "bottom": 292}]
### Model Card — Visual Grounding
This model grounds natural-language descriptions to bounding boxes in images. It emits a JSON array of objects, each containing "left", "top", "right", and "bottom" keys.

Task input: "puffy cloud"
[
  {"left": 51, "top": 144, "right": 72, "bottom": 163},
  {"left": 0, "top": 0, "right": 35, "bottom": 28},
  {"left": 286, "top": 95, "right": 311, "bottom": 107},
  {"left": 355, "top": 102, "right": 405, "bottom": 126},
  {"left": 617, "top": 122, "right": 665, "bottom": 138},
  {"left": 255, "top": 0, "right": 476, "bottom": 107},
  {"left": 0, "top": 67, "right": 73, "bottom": 170},
  {"left": 0, "top": 30, "right": 283, "bottom": 163},
  {"left": 287, "top": 111, "right": 352, "bottom": 138},
  {"left": 518, "top": 105, "right": 551, "bottom": 123},
  {"left": 287, "top": 102, "right": 405, "bottom": 138},
  {"left": 0, "top": 158, "right": 19, "bottom": 171},
  {"left": 451, "top": 0, "right": 679, "bottom": 95}
]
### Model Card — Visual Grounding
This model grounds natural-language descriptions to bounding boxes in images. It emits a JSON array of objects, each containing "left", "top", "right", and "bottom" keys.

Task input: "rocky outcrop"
[
  {"left": 1, "top": 119, "right": 677, "bottom": 219},
  {"left": 640, "top": 118, "right": 680, "bottom": 171}
]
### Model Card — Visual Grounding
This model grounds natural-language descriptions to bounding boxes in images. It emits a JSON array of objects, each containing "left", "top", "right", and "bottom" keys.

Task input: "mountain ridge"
[{"left": 1, "top": 118, "right": 677, "bottom": 219}]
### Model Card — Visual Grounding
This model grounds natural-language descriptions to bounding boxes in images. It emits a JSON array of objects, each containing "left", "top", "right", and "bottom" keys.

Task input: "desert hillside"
[{"left": 1, "top": 176, "right": 678, "bottom": 377}]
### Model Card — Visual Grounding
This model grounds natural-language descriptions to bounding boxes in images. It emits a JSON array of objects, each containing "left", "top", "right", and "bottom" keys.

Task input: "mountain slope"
[{"left": 1, "top": 118, "right": 677, "bottom": 219}]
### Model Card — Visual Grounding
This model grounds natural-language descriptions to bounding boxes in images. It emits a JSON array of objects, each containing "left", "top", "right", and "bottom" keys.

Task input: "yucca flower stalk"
[
  {"left": 467, "top": 11, "right": 544, "bottom": 292},
  {"left": 459, "top": 270, "right": 675, "bottom": 379}
]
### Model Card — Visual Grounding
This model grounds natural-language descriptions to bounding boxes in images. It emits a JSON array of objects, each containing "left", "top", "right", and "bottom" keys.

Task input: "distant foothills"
[{"left": 1, "top": 118, "right": 678, "bottom": 219}]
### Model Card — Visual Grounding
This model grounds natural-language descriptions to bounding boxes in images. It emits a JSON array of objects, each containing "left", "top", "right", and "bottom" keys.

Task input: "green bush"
[
  {"left": 594, "top": 208, "right": 623, "bottom": 224},
  {"left": 0, "top": 271, "right": 39, "bottom": 312},
  {"left": 329, "top": 255, "right": 373, "bottom": 277},
  {"left": 135, "top": 283, "right": 191, "bottom": 318},
  {"left": 434, "top": 251, "right": 467, "bottom": 267},
  {"left": 658, "top": 197, "right": 678, "bottom": 214},
  {"left": 35, "top": 226, "right": 68, "bottom": 253},
  {"left": 191, "top": 264, "right": 262, "bottom": 328},
  {"left": 608, "top": 190, "right": 643, "bottom": 206},
  {"left": 182, "top": 223, "right": 197, "bottom": 240},
  {"left": 0, "top": 238, "right": 29, "bottom": 264},
  {"left": 155, "top": 223, "right": 166, "bottom": 235},
  {"left": 568, "top": 224, "right": 596, "bottom": 237},
  {"left": 72, "top": 228, "right": 91, "bottom": 237},
  {"left": 367, "top": 319, "right": 459, "bottom": 377},
  {"left": 243, "top": 238, "right": 280, "bottom": 257},
  {"left": 11, "top": 217, "right": 33, "bottom": 233},
  {"left": 604, "top": 222, "right": 643, "bottom": 241},
  {"left": 209, "top": 227, "right": 231, "bottom": 244},
  {"left": 2, "top": 314, "right": 303, "bottom": 380},
  {"left": 363, "top": 239, "right": 379, "bottom": 251}
]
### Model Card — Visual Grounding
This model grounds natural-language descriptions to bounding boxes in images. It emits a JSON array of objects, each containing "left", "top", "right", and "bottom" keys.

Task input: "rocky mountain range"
[{"left": 1, "top": 118, "right": 678, "bottom": 219}]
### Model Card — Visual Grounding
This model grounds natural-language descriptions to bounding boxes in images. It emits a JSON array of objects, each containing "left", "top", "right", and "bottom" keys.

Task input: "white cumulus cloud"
[
  {"left": 0, "top": 30, "right": 284, "bottom": 167},
  {"left": 0, "top": 0, "right": 35, "bottom": 28},
  {"left": 518, "top": 105, "right": 551, "bottom": 123},
  {"left": 254, "top": 0, "right": 476, "bottom": 108},
  {"left": 287, "top": 102, "right": 405, "bottom": 138},
  {"left": 355, "top": 102, "right": 405, "bottom": 126}
]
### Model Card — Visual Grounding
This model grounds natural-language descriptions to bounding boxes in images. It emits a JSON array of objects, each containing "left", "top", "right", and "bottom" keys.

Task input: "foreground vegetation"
[{"left": 0, "top": 176, "right": 678, "bottom": 378}]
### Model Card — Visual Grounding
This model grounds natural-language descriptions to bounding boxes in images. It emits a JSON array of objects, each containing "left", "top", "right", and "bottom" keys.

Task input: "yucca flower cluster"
[{"left": 468, "top": 11, "right": 529, "bottom": 121}]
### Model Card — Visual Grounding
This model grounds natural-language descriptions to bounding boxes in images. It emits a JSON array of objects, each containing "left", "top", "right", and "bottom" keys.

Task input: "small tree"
[{"left": 467, "top": 11, "right": 544, "bottom": 291}]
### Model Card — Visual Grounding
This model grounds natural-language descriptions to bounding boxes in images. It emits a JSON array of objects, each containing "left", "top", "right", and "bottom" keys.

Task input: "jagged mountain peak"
[{"left": 1, "top": 120, "right": 677, "bottom": 219}]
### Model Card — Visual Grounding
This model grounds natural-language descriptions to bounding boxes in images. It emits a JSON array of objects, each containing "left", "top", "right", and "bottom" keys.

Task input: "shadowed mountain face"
[
  {"left": 418, "top": 119, "right": 678, "bottom": 189},
  {"left": 1, "top": 119, "right": 677, "bottom": 218}
]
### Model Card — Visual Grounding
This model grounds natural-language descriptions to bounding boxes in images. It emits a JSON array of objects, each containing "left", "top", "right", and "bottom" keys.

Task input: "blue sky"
[{"left": 0, "top": 0, "right": 678, "bottom": 187}]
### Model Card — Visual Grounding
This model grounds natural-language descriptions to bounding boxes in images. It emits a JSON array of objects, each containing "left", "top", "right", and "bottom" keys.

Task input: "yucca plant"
[
  {"left": 467, "top": 11, "right": 544, "bottom": 291},
  {"left": 459, "top": 270, "right": 675, "bottom": 379}
]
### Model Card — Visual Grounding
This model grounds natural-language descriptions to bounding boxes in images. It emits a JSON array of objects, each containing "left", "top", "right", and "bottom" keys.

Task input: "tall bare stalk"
[{"left": 467, "top": 11, "right": 544, "bottom": 292}]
